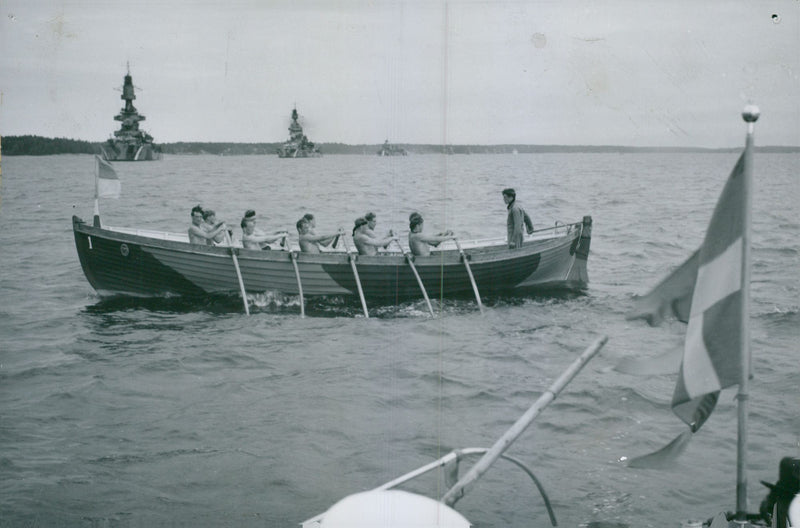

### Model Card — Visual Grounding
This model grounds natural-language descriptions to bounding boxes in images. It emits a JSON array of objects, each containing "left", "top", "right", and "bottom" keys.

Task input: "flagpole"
[
  {"left": 736, "top": 104, "right": 758, "bottom": 521},
  {"left": 93, "top": 155, "right": 101, "bottom": 227}
]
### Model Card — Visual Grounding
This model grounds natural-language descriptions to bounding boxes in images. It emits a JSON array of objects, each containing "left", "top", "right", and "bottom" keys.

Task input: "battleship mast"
[{"left": 115, "top": 63, "right": 145, "bottom": 131}]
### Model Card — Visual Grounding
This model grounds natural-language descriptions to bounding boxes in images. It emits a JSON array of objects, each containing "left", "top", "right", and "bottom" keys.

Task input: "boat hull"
[
  {"left": 72, "top": 216, "right": 591, "bottom": 300},
  {"left": 276, "top": 146, "right": 322, "bottom": 158}
]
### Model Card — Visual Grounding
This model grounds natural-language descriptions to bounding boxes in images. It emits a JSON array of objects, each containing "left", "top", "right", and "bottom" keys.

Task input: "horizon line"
[{"left": 3, "top": 134, "right": 799, "bottom": 151}]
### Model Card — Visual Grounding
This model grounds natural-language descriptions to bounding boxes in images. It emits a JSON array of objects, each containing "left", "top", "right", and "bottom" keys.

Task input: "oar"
[
  {"left": 442, "top": 335, "right": 608, "bottom": 507},
  {"left": 282, "top": 234, "right": 305, "bottom": 317},
  {"left": 223, "top": 230, "right": 249, "bottom": 315},
  {"left": 453, "top": 238, "right": 483, "bottom": 314},
  {"left": 340, "top": 235, "right": 369, "bottom": 318},
  {"left": 392, "top": 239, "right": 434, "bottom": 317},
  {"left": 289, "top": 250, "right": 305, "bottom": 318}
]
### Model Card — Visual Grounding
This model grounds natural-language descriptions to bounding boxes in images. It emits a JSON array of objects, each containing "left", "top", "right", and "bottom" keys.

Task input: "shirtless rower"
[
  {"left": 202, "top": 209, "right": 226, "bottom": 245},
  {"left": 297, "top": 217, "right": 341, "bottom": 253},
  {"left": 364, "top": 212, "right": 377, "bottom": 237},
  {"left": 352, "top": 217, "right": 395, "bottom": 256},
  {"left": 188, "top": 205, "right": 227, "bottom": 245},
  {"left": 241, "top": 213, "right": 287, "bottom": 250},
  {"left": 408, "top": 212, "right": 454, "bottom": 256}
]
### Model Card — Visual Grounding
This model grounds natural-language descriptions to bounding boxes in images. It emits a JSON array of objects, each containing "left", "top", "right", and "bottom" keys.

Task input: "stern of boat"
[{"left": 564, "top": 215, "right": 591, "bottom": 287}]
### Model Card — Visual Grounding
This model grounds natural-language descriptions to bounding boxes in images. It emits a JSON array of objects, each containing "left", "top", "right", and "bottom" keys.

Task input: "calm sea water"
[{"left": 0, "top": 152, "right": 797, "bottom": 527}]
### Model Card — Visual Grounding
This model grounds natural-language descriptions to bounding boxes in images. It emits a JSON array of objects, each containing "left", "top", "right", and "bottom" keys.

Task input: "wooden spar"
[
  {"left": 393, "top": 240, "right": 435, "bottom": 317},
  {"left": 341, "top": 236, "right": 369, "bottom": 318},
  {"left": 454, "top": 238, "right": 484, "bottom": 314},
  {"left": 290, "top": 251, "right": 305, "bottom": 318},
  {"left": 223, "top": 231, "right": 249, "bottom": 316},
  {"left": 441, "top": 335, "right": 609, "bottom": 507}
]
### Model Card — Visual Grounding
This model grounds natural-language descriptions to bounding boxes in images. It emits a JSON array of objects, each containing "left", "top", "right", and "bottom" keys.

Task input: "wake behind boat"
[{"left": 72, "top": 215, "right": 592, "bottom": 308}]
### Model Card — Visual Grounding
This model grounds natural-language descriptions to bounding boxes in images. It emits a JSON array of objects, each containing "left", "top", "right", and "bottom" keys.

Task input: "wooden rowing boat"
[{"left": 72, "top": 215, "right": 592, "bottom": 301}]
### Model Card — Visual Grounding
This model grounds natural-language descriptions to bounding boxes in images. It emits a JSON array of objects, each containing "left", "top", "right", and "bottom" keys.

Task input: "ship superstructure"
[
  {"left": 277, "top": 107, "right": 321, "bottom": 158},
  {"left": 102, "top": 65, "right": 160, "bottom": 161}
]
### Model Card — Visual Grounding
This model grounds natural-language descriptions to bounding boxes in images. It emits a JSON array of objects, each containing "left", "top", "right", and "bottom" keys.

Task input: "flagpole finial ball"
[{"left": 742, "top": 105, "right": 760, "bottom": 123}]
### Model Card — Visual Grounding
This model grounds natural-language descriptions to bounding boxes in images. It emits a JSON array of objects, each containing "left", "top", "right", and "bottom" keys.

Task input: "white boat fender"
[{"left": 319, "top": 490, "right": 470, "bottom": 528}]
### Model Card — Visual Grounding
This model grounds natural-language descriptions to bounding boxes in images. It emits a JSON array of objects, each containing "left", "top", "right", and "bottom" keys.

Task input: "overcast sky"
[{"left": 1, "top": 1, "right": 798, "bottom": 147}]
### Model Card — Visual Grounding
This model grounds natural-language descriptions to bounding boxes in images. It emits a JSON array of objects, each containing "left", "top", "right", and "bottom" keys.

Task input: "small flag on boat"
[
  {"left": 96, "top": 155, "right": 120, "bottom": 199},
  {"left": 627, "top": 150, "right": 749, "bottom": 467}
]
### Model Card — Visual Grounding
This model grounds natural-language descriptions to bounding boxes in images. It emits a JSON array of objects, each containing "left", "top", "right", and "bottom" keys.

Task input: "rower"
[
  {"left": 188, "top": 205, "right": 227, "bottom": 245},
  {"left": 241, "top": 212, "right": 287, "bottom": 250},
  {"left": 297, "top": 217, "right": 340, "bottom": 253},
  {"left": 407, "top": 212, "right": 454, "bottom": 256},
  {"left": 352, "top": 217, "right": 395, "bottom": 256}
]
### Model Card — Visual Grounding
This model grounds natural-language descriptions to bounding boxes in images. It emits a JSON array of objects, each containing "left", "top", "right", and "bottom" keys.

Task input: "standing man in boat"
[
  {"left": 502, "top": 188, "right": 534, "bottom": 249},
  {"left": 352, "top": 217, "right": 395, "bottom": 255},
  {"left": 188, "top": 205, "right": 228, "bottom": 245},
  {"left": 408, "top": 212, "right": 454, "bottom": 256},
  {"left": 297, "top": 217, "right": 341, "bottom": 253}
]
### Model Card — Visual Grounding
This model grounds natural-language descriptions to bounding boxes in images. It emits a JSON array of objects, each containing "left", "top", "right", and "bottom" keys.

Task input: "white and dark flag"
[
  {"left": 672, "top": 152, "right": 745, "bottom": 432},
  {"left": 96, "top": 155, "right": 121, "bottom": 199}
]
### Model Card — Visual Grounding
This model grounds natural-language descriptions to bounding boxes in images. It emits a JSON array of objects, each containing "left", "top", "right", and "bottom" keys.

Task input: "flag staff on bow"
[
  {"left": 93, "top": 155, "right": 102, "bottom": 227},
  {"left": 735, "top": 103, "right": 758, "bottom": 521}
]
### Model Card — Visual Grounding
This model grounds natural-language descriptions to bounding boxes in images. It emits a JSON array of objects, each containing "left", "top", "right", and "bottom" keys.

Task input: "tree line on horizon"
[
  {"left": 2, "top": 135, "right": 797, "bottom": 156},
  {"left": 2, "top": 135, "right": 99, "bottom": 156}
]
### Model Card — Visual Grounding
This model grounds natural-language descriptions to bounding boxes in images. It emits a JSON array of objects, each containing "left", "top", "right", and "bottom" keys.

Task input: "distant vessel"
[
  {"left": 101, "top": 65, "right": 160, "bottom": 161},
  {"left": 277, "top": 108, "right": 322, "bottom": 158},
  {"left": 377, "top": 140, "right": 407, "bottom": 156}
]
